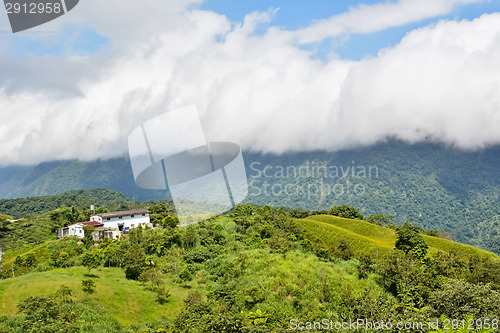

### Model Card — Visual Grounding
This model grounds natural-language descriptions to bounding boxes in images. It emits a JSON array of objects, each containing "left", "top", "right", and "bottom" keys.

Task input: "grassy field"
[
  {"left": 0, "top": 266, "right": 193, "bottom": 326},
  {"left": 297, "top": 215, "right": 500, "bottom": 260}
]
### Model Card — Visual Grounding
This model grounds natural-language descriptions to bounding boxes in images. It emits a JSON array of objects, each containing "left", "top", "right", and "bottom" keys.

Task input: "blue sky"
[
  {"left": 5, "top": 24, "right": 109, "bottom": 58},
  {"left": 200, "top": 0, "right": 500, "bottom": 60}
]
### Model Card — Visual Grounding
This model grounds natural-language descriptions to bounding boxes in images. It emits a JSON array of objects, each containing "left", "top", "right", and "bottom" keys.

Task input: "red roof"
[{"left": 68, "top": 221, "right": 104, "bottom": 227}]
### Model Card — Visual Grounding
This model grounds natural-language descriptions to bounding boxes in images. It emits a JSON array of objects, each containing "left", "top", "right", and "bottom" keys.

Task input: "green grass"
[
  {"left": 297, "top": 215, "right": 500, "bottom": 261},
  {"left": 0, "top": 266, "right": 193, "bottom": 326},
  {"left": 239, "top": 249, "right": 388, "bottom": 302}
]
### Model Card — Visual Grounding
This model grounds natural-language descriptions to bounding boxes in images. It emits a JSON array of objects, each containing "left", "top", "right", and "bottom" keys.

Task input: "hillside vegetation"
[
  {"left": 1, "top": 141, "right": 499, "bottom": 253},
  {"left": 0, "top": 266, "right": 190, "bottom": 325},
  {"left": 0, "top": 203, "right": 499, "bottom": 332},
  {"left": 297, "top": 215, "right": 500, "bottom": 261},
  {"left": 0, "top": 188, "right": 133, "bottom": 219}
]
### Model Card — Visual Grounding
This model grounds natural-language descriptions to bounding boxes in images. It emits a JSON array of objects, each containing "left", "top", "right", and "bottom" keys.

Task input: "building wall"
[
  {"left": 68, "top": 225, "right": 84, "bottom": 237},
  {"left": 90, "top": 215, "right": 103, "bottom": 223},
  {"left": 91, "top": 213, "right": 151, "bottom": 231},
  {"left": 56, "top": 227, "right": 69, "bottom": 239}
]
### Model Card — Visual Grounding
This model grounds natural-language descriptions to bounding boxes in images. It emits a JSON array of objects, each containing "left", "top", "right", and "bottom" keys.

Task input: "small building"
[
  {"left": 56, "top": 209, "right": 151, "bottom": 240},
  {"left": 91, "top": 228, "right": 121, "bottom": 242},
  {"left": 57, "top": 221, "right": 104, "bottom": 239}
]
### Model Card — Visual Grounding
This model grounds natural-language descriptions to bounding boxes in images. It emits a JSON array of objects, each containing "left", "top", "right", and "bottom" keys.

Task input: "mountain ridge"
[{"left": 0, "top": 140, "right": 499, "bottom": 253}]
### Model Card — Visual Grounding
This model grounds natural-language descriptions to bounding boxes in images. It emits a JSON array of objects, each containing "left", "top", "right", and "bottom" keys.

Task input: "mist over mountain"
[{"left": 0, "top": 140, "right": 499, "bottom": 253}]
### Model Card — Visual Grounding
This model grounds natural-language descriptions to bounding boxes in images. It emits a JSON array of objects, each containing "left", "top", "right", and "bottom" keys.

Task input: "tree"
[
  {"left": 102, "top": 242, "right": 118, "bottom": 267},
  {"left": 0, "top": 216, "right": 9, "bottom": 232},
  {"left": 182, "top": 226, "right": 199, "bottom": 249},
  {"left": 330, "top": 205, "right": 364, "bottom": 220},
  {"left": 82, "top": 226, "right": 96, "bottom": 248},
  {"left": 24, "top": 253, "right": 35, "bottom": 271},
  {"left": 13, "top": 256, "right": 23, "bottom": 277},
  {"left": 366, "top": 214, "right": 394, "bottom": 226},
  {"left": 337, "top": 239, "right": 355, "bottom": 260},
  {"left": 81, "top": 278, "right": 96, "bottom": 293},
  {"left": 58, "top": 251, "right": 70, "bottom": 268},
  {"left": 82, "top": 251, "right": 100, "bottom": 275},
  {"left": 395, "top": 221, "right": 428, "bottom": 261},
  {"left": 65, "top": 206, "right": 79, "bottom": 224},
  {"left": 123, "top": 244, "right": 147, "bottom": 280},
  {"left": 289, "top": 208, "right": 311, "bottom": 219},
  {"left": 429, "top": 279, "right": 500, "bottom": 318},
  {"left": 380, "top": 250, "right": 430, "bottom": 309},
  {"left": 156, "top": 287, "right": 171, "bottom": 304},
  {"left": 139, "top": 268, "right": 163, "bottom": 292},
  {"left": 162, "top": 216, "right": 179, "bottom": 228},
  {"left": 55, "top": 285, "right": 72, "bottom": 302},
  {"left": 179, "top": 268, "right": 193, "bottom": 286}
]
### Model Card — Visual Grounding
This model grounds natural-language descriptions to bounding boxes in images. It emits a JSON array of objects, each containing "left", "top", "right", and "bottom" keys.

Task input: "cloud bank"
[{"left": 0, "top": 0, "right": 499, "bottom": 165}]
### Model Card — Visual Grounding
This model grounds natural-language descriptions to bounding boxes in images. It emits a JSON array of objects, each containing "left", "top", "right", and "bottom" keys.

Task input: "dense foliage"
[
  {"left": 0, "top": 188, "right": 132, "bottom": 219},
  {"left": 1, "top": 201, "right": 499, "bottom": 332}
]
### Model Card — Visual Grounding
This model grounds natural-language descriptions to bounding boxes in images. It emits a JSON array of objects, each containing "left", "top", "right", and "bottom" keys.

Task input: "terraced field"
[{"left": 296, "top": 215, "right": 500, "bottom": 260}]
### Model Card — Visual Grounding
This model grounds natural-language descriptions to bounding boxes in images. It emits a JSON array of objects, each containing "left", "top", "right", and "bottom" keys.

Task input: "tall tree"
[
  {"left": 395, "top": 221, "right": 428, "bottom": 261},
  {"left": 82, "top": 252, "right": 100, "bottom": 275}
]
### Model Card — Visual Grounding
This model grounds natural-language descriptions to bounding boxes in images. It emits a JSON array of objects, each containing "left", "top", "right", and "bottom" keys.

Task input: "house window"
[
  {"left": 107, "top": 218, "right": 110, "bottom": 221},
  {"left": 131, "top": 215, "right": 134, "bottom": 218},
  {"left": 142, "top": 214, "right": 145, "bottom": 216},
  {"left": 119, "top": 216, "right": 122, "bottom": 219}
]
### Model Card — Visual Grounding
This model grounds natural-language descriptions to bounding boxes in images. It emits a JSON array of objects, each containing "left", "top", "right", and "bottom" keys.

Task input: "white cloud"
[
  {"left": 0, "top": 2, "right": 500, "bottom": 166},
  {"left": 295, "top": 0, "right": 484, "bottom": 43}
]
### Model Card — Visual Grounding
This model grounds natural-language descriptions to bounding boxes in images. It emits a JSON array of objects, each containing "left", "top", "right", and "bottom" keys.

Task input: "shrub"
[
  {"left": 156, "top": 288, "right": 171, "bottom": 304},
  {"left": 81, "top": 279, "right": 96, "bottom": 294}
]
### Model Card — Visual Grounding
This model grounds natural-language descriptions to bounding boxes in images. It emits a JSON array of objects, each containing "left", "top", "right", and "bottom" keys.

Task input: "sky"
[{"left": 1, "top": 0, "right": 500, "bottom": 165}]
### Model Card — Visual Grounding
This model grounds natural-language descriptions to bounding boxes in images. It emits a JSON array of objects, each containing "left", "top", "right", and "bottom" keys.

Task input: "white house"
[
  {"left": 65, "top": 221, "right": 104, "bottom": 238},
  {"left": 56, "top": 209, "right": 151, "bottom": 239},
  {"left": 90, "top": 209, "right": 151, "bottom": 232}
]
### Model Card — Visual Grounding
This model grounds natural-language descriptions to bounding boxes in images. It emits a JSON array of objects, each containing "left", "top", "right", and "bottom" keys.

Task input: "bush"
[
  {"left": 36, "top": 262, "right": 55, "bottom": 272},
  {"left": 395, "top": 221, "right": 428, "bottom": 261},
  {"left": 330, "top": 205, "right": 363, "bottom": 220},
  {"left": 429, "top": 279, "right": 500, "bottom": 318},
  {"left": 337, "top": 239, "right": 355, "bottom": 260},
  {"left": 179, "top": 268, "right": 193, "bottom": 285},
  {"left": 156, "top": 288, "right": 171, "bottom": 304},
  {"left": 81, "top": 279, "right": 96, "bottom": 294}
]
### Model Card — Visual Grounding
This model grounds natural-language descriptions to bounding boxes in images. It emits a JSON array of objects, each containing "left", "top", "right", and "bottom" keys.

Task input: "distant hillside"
[
  {"left": 0, "top": 140, "right": 499, "bottom": 252},
  {"left": 0, "top": 158, "right": 167, "bottom": 202},
  {"left": 245, "top": 141, "right": 500, "bottom": 254},
  {"left": 0, "top": 188, "right": 133, "bottom": 219}
]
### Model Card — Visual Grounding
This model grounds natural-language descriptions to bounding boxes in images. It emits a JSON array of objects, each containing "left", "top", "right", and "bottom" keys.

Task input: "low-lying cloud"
[{"left": 0, "top": 0, "right": 499, "bottom": 166}]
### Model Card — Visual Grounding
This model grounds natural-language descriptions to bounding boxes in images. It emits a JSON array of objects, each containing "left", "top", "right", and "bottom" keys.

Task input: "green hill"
[
  {"left": 296, "top": 215, "right": 500, "bottom": 261},
  {"left": 0, "top": 266, "right": 190, "bottom": 326},
  {"left": 0, "top": 208, "right": 499, "bottom": 332}
]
